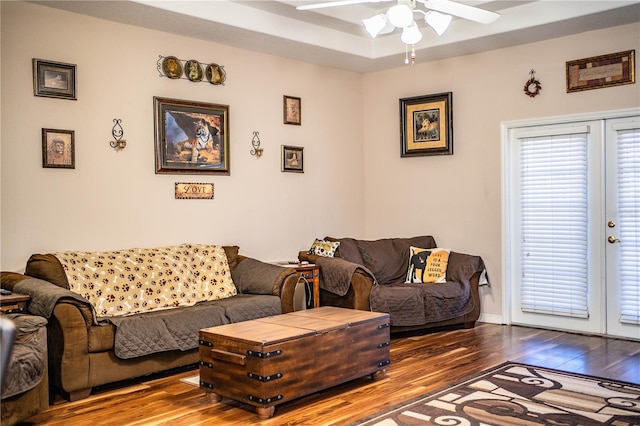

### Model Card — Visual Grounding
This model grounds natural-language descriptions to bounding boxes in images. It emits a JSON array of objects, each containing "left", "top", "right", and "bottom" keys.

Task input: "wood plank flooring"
[{"left": 25, "top": 323, "right": 640, "bottom": 425}]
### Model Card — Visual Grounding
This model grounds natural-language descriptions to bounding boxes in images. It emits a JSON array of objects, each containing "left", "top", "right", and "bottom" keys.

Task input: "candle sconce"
[
  {"left": 250, "top": 131, "right": 263, "bottom": 158},
  {"left": 109, "top": 119, "right": 127, "bottom": 151}
]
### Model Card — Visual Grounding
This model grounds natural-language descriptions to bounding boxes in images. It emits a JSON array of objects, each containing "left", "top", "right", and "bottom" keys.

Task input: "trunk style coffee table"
[{"left": 198, "top": 306, "right": 390, "bottom": 419}]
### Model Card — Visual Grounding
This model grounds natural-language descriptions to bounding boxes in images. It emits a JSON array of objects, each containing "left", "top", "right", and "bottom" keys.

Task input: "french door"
[
  {"left": 605, "top": 116, "right": 640, "bottom": 339},
  {"left": 503, "top": 110, "right": 639, "bottom": 340}
]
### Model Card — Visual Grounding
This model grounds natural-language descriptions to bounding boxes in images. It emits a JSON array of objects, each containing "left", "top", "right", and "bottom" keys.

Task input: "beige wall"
[
  {"left": 1, "top": 2, "right": 364, "bottom": 270},
  {"left": 362, "top": 23, "right": 640, "bottom": 321},
  {"left": 2, "top": 2, "right": 639, "bottom": 322}
]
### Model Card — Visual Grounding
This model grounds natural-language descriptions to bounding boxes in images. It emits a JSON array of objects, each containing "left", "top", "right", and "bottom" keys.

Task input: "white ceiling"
[{"left": 33, "top": 0, "right": 640, "bottom": 73}]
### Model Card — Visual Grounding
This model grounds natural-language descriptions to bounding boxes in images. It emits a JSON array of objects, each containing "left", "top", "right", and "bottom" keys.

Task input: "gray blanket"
[
  {"left": 316, "top": 256, "right": 376, "bottom": 296},
  {"left": 14, "top": 277, "right": 99, "bottom": 324}
]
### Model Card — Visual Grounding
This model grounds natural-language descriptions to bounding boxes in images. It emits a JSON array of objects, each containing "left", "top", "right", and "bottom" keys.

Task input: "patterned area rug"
[{"left": 353, "top": 362, "right": 640, "bottom": 425}]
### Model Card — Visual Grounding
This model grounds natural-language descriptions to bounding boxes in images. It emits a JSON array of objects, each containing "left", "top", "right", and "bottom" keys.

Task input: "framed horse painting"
[{"left": 400, "top": 92, "right": 453, "bottom": 157}]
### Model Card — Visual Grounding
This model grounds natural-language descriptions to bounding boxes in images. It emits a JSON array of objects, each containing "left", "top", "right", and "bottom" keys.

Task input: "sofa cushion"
[
  {"left": 405, "top": 247, "right": 450, "bottom": 283},
  {"left": 232, "top": 258, "right": 288, "bottom": 295},
  {"left": 211, "top": 294, "right": 282, "bottom": 323},
  {"left": 354, "top": 236, "right": 438, "bottom": 285},
  {"left": 54, "top": 244, "right": 237, "bottom": 318}
]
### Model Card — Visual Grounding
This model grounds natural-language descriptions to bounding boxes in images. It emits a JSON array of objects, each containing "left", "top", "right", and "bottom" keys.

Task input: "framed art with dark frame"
[
  {"left": 281, "top": 145, "right": 304, "bottom": 173},
  {"left": 400, "top": 92, "right": 453, "bottom": 157},
  {"left": 154, "top": 96, "right": 230, "bottom": 175},
  {"left": 566, "top": 50, "right": 635, "bottom": 93},
  {"left": 32, "top": 59, "right": 77, "bottom": 100},
  {"left": 42, "top": 128, "right": 75, "bottom": 169},
  {"left": 283, "top": 95, "right": 301, "bottom": 125}
]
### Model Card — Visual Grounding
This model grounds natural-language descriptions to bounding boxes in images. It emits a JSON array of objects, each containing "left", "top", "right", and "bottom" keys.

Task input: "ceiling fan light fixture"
[
  {"left": 400, "top": 21, "right": 422, "bottom": 45},
  {"left": 387, "top": 4, "right": 414, "bottom": 28},
  {"left": 425, "top": 10, "right": 451, "bottom": 36},
  {"left": 362, "top": 14, "right": 394, "bottom": 38}
]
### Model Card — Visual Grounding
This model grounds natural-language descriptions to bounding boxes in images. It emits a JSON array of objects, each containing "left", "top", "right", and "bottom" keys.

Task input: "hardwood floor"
[{"left": 26, "top": 323, "right": 640, "bottom": 425}]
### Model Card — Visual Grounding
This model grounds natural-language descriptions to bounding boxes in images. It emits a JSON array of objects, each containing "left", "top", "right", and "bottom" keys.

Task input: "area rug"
[
  {"left": 179, "top": 375, "right": 199, "bottom": 387},
  {"left": 353, "top": 362, "right": 640, "bottom": 425}
]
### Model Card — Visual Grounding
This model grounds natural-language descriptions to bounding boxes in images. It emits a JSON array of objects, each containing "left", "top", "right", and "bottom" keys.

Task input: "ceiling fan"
[
  {"left": 297, "top": 0, "right": 500, "bottom": 64},
  {"left": 297, "top": 0, "right": 499, "bottom": 25}
]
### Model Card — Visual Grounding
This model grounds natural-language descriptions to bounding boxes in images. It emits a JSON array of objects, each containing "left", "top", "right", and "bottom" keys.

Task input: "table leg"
[
  {"left": 205, "top": 391, "right": 223, "bottom": 403},
  {"left": 372, "top": 368, "right": 387, "bottom": 380},
  {"left": 256, "top": 406, "right": 276, "bottom": 419}
]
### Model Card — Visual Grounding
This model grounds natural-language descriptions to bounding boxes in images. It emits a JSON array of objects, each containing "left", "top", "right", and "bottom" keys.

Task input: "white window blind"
[
  {"left": 617, "top": 128, "right": 640, "bottom": 325},
  {"left": 519, "top": 132, "right": 589, "bottom": 318}
]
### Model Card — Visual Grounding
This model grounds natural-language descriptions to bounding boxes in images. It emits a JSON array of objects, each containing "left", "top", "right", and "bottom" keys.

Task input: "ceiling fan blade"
[
  {"left": 297, "top": 0, "right": 391, "bottom": 11},
  {"left": 420, "top": 0, "right": 499, "bottom": 24}
]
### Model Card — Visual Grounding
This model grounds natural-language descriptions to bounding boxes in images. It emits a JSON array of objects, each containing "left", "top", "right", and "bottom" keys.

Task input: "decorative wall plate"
[
  {"left": 162, "top": 56, "right": 183, "bottom": 79},
  {"left": 184, "top": 60, "right": 203, "bottom": 82},
  {"left": 206, "top": 64, "right": 226, "bottom": 85}
]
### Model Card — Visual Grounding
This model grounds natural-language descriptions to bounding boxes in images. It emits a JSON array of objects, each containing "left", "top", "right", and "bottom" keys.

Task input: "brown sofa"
[
  {"left": 299, "top": 236, "right": 488, "bottom": 333},
  {"left": 1, "top": 244, "right": 300, "bottom": 401}
]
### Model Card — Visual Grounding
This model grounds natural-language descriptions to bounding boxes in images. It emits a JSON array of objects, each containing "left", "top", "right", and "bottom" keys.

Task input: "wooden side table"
[
  {"left": 0, "top": 293, "right": 30, "bottom": 315},
  {"left": 294, "top": 264, "right": 320, "bottom": 308},
  {"left": 273, "top": 263, "right": 320, "bottom": 308}
]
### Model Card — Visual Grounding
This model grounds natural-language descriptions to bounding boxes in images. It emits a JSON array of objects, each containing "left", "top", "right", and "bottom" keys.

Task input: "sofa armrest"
[
  {"left": 1, "top": 272, "right": 94, "bottom": 329},
  {"left": 232, "top": 258, "right": 299, "bottom": 313},
  {"left": 298, "top": 251, "right": 320, "bottom": 263},
  {"left": 446, "top": 252, "right": 487, "bottom": 286}
]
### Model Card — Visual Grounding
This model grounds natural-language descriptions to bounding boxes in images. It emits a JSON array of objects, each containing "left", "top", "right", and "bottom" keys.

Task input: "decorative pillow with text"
[{"left": 405, "top": 246, "right": 450, "bottom": 283}]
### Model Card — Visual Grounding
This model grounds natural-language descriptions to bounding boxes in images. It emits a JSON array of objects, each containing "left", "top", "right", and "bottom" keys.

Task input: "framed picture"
[
  {"left": 283, "top": 95, "right": 301, "bottom": 125},
  {"left": 42, "top": 128, "right": 74, "bottom": 169},
  {"left": 566, "top": 50, "right": 635, "bottom": 93},
  {"left": 32, "top": 59, "right": 77, "bottom": 100},
  {"left": 281, "top": 145, "right": 304, "bottom": 173},
  {"left": 154, "top": 97, "right": 230, "bottom": 175},
  {"left": 400, "top": 92, "right": 453, "bottom": 157}
]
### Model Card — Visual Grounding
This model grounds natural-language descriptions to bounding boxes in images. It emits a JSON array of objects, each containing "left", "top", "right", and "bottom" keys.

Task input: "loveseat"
[
  {"left": 299, "top": 236, "right": 488, "bottom": 333},
  {"left": 1, "top": 244, "right": 300, "bottom": 401}
]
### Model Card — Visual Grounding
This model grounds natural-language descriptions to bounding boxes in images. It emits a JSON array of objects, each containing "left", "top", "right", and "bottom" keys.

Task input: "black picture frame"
[
  {"left": 281, "top": 145, "right": 304, "bottom": 173},
  {"left": 154, "top": 97, "right": 230, "bottom": 175},
  {"left": 33, "top": 59, "right": 77, "bottom": 100},
  {"left": 400, "top": 92, "right": 453, "bottom": 157},
  {"left": 283, "top": 95, "right": 301, "bottom": 125}
]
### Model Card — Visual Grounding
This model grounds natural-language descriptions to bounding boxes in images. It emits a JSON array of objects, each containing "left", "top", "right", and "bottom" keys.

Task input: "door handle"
[{"left": 608, "top": 236, "right": 621, "bottom": 244}]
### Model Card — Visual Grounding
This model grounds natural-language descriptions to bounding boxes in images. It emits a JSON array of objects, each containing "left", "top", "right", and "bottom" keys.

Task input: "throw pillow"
[
  {"left": 405, "top": 246, "right": 450, "bottom": 283},
  {"left": 308, "top": 238, "right": 340, "bottom": 257}
]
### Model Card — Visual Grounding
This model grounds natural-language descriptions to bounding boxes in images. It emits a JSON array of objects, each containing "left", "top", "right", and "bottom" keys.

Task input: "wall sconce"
[
  {"left": 250, "top": 131, "right": 263, "bottom": 158},
  {"left": 109, "top": 119, "right": 126, "bottom": 151}
]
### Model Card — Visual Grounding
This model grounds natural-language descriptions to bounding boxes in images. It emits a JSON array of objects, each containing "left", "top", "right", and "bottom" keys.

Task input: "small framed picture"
[
  {"left": 283, "top": 95, "right": 301, "bottom": 125},
  {"left": 281, "top": 145, "right": 304, "bottom": 173},
  {"left": 33, "top": 59, "right": 77, "bottom": 100},
  {"left": 42, "top": 128, "right": 75, "bottom": 169}
]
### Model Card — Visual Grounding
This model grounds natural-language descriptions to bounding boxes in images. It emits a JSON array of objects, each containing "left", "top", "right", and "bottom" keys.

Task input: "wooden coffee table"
[{"left": 199, "top": 307, "right": 390, "bottom": 418}]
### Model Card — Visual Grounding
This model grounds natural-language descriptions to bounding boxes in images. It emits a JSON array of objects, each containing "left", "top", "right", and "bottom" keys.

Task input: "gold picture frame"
[
  {"left": 283, "top": 95, "right": 301, "bottom": 125},
  {"left": 400, "top": 92, "right": 453, "bottom": 157},
  {"left": 566, "top": 50, "right": 635, "bottom": 93},
  {"left": 42, "top": 128, "right": 75, "bottom": 169}
]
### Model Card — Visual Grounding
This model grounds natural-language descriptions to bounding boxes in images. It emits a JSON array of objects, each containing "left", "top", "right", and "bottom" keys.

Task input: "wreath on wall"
[{"left": 524, "top": 69, "right": 542, "bottom": 98}]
